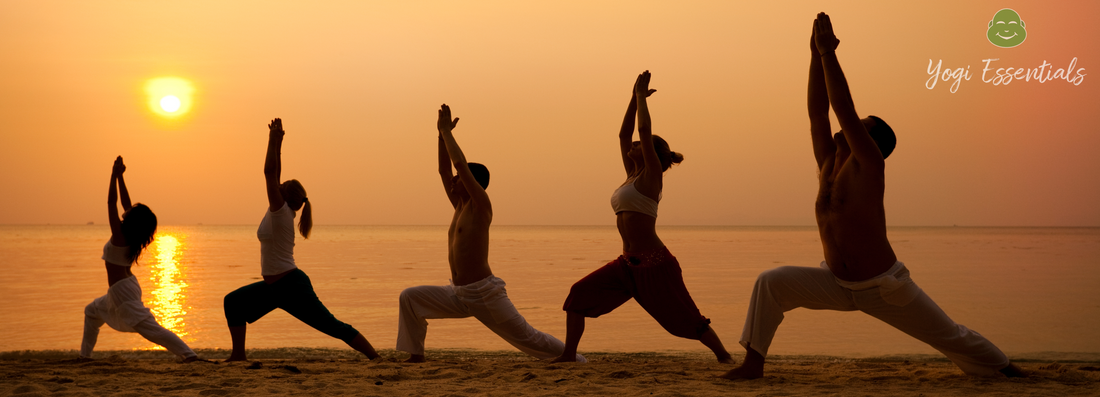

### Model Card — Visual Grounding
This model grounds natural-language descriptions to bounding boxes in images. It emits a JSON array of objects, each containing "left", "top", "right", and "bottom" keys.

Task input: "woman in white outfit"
[{"left": 81, "top": 156, "right": 197, "bottom": 361}]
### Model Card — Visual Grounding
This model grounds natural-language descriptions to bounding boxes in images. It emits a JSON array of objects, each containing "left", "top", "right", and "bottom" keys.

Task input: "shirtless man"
[
  {"left": 720, "top": 13, "right": 1023, "bottom": 379},
  {"left": 396, "top": 104, "right": 585, "bottom": 363}
]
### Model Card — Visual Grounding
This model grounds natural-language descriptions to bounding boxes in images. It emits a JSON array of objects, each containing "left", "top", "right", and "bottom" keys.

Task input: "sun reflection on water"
[{"left": 144, "top": 233, "right": 190, "bottom": 349}]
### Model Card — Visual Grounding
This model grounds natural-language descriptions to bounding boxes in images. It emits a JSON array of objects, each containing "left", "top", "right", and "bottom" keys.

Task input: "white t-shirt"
[{"left": 258, "top": 202, "right": 298, "bottom": 276}]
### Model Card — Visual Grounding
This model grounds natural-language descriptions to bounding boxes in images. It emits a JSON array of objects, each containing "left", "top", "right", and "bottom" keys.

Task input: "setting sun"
[
  {"left": 144, "top": 77, "right": 193, "bottom": 118},
  {"left": 160, "top": 95, "right": 181, "bottom": 112}
]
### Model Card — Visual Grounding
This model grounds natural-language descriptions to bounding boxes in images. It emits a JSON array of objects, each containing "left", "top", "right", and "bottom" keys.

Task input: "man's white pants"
[
  {"left": 740, "top": 262, "right": 1009, "bottom": 376},
  {"left": 397, "top": 275, "right": 584, "bottom": 361}
]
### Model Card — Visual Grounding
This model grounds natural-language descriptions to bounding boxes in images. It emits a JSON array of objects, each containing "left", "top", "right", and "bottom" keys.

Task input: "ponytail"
[
  {"left": 667, "top": 151, "right": 684, "bottom": 167},
  {"left": 281, "top": 179, "right": 313, "bottom": 239},
  {"left": 298, "top": 198, "right": 312, "bottom": 239}
]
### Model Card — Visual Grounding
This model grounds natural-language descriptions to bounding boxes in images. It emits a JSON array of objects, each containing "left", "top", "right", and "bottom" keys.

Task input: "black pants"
[{"left": 224, "top": 268, "right": 359, "bottom": 343}]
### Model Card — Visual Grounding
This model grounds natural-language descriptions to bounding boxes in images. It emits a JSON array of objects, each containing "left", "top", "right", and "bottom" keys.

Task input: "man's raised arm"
[
  {"left": 808, "top": 21, "right": 835, "bottom": 169},
  {"left": 437, "top": 104, "right": 490, "bottom": 207},
  {"left": 815, "top": 12, "right": 884, "bottom": 167},
  {"left": 438, "top": 130, "right": 458, "bottom": 208}
]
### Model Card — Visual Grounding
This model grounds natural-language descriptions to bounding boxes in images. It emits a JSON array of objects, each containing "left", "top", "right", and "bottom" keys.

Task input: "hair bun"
[{"left": 670, "top": 151, "right": 685, "bottom": 164}]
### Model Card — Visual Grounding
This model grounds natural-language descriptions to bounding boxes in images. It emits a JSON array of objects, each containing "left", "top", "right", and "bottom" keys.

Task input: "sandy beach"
[{"left": 3, "top": 349, "right": 1098, "bottom": 396}]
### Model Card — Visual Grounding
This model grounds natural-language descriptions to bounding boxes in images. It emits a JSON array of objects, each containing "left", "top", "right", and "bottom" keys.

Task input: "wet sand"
[{"left": 3, "top": 349, "right": 1098, "bottom": 396}]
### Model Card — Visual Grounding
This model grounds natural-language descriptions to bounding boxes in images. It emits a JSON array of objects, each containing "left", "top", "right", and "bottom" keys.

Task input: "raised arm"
[
  {"left": 618, "top": 92, "right": 639, "bottom": 176},
  {"left": 437, "top": 104, "right": 490, "bottom": 208},
  {"left": 438, "top": 131, "right": 459, "bottom": 207},
  {"left": 618, "top": 85, "right": 657, "bottom": 176},
  {"left": 815, "top": 13, "right": 883, "bottom": 167},
  {"left": 108, "top": 157, "right": 125, "bottom": 246},
  {"left": 264, "top": 118, "right": 286, "bottom": 212},
  {"left": 112, "top": 156, "right": 133, "bottom": 211},
  {"left": 633, "top": 71, "right": 664, "bottom": 195},
  {"left": 807, "top": 22, "right": 835, "bottom": 169},
  {"left": 117, "top": 175, "right": 132, "bottom": 212}
]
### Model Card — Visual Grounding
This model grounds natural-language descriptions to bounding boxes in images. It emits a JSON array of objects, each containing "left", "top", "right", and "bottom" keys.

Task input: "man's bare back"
[
  {"left": 815, "top": 124, "right": 897, "bottom": 282},
  {"left": 447, "top": 196, "right": 493, "bottom": 286}
]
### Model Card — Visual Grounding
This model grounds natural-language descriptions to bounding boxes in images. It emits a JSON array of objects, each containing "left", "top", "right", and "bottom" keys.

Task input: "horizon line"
[{"left": 4, "top": 223, "right": 1099, "bottom": 228}]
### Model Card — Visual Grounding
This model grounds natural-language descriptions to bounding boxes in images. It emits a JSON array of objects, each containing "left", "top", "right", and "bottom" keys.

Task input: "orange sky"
[{"left": 1, "top": 1, "right": 1097, "bottom": 226}]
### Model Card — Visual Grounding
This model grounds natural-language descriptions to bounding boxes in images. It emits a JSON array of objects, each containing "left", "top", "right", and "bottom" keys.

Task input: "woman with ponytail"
[
  {"left": 223, "top": 118, "right": 379, "bottom": 362},
  {"left": 553, "top": 72, "right": 733, "bottom": 363},
  {"left": 81, "top": 156, "right": 198, "bottom": 361}
]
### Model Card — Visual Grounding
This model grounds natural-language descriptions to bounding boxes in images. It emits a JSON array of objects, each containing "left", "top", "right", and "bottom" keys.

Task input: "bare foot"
[
  {"left": 550, "top": 354, "right": 576, "bottom": 363},
  {"left": 718, "top": 363, "right": 763, "bottom": 380},
  {"left": 719, "top": 347, "right": 764, "bottom": 380},
  {"left": 404, "top": 354, "right": 425, "bottom": 363},
  {"left": 716, "top": 353, "right": 735, "bottom": 364},
  {"left": 224, "top": 354, "right": 247, "bottom": 363},
  {"left": 1000, "top": 363, "right": 1027, "bottom": 378}
]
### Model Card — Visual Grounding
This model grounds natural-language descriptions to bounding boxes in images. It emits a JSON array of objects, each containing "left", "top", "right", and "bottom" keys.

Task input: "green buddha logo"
[{"left": 987, "top": 8, "right": 1027, "bottom": 48}]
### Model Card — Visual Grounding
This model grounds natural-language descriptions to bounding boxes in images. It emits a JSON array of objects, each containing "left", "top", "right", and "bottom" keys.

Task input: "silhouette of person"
[
  {"left": 720, "top": 13, "right": 1024, "bottom": 379},
  {"left": 552, "top": 72, "right": 733, "bottom": 363},
  {"left": 81, "top": 156, "right": 197, "bottom": 361},
  {"left": 222, "top": 118, "right": 380, "bottom": 362},
  {"left": 396, "top": 104, "right": 585, "bottom": 363}
]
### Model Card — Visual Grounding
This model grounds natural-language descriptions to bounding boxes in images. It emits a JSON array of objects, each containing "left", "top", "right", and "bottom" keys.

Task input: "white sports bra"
[
  {"left": 102, "top": 240, "right": 131, "bottom": 267},
  {"left": 611, "top": 178, "right": 660, "bottom": 218}
]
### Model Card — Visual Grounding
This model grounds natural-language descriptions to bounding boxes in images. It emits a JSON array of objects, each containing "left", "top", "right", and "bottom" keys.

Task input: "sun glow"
[
  {"left": 144, "top": 233, "right": 191, "bottom": 349},
  {"left": 145, "top": 77, "right": 194, "bottom": 118},
  {"left": 160, "top": 95, "right": 181, "bottom": 112}
]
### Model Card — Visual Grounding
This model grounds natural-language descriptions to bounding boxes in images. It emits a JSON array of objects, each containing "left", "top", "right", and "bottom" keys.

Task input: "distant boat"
[{"left": 87, "top": 221, "right": 94, "bottom": 225}]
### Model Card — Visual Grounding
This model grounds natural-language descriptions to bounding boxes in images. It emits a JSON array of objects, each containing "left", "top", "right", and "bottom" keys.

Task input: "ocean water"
[{"left": 1, "top": 225, "right": 1097, "bottom": 357}]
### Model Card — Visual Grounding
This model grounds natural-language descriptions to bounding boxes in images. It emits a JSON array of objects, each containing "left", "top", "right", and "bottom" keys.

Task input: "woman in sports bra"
[
  {"left": 81, "top": 156, "right": 198, "bottom": 361},
  {"left": 222, "top": 118, "right": 380, "bottom": 362},
  {"left": 553, "top": 71, "right": 733, "bottom": 363}
]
